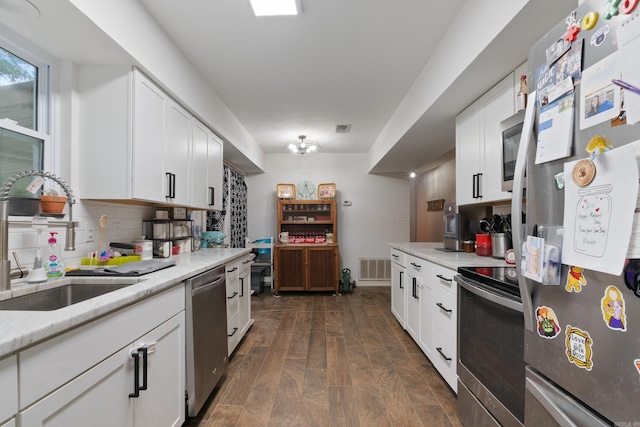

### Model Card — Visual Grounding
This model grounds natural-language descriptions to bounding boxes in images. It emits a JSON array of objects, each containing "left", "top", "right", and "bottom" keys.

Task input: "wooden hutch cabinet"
[{"left": 274, "top": 199, "right": 339, "bottom": 294}]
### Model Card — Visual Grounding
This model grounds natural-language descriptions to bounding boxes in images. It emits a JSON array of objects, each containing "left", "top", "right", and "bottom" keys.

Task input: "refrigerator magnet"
[
  {"left": 565, "top": 325, "right": 594, "bottom": 371},
  {"left": 634, "top": 359, "right": 640, "bottom": 375},
  {"left": 536, "top": 306, "right": 561, "bottom": 339},
  {"left": 566, "top": 266, "right": 587, "bottom": 292},
  {"left": 601, "top": 285, "right": 627, "bottom": 331},
  {"left": 571, "top": 159, "right": 596, "bottom": 186}
]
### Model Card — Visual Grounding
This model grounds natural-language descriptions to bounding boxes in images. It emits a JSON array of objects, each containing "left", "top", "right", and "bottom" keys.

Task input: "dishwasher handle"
[{"left": 191, "top": 275, "right": 225, "bottom": 297}]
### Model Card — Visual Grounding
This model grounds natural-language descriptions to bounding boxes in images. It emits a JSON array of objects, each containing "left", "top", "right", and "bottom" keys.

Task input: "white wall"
[{"left": 246, "top": 153, "right": 410, "bottom": 285}]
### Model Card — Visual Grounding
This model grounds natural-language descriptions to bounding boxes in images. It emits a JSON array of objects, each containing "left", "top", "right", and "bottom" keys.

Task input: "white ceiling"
[{"left": 0, "top": 0, "right": 577, "bottom": 175}]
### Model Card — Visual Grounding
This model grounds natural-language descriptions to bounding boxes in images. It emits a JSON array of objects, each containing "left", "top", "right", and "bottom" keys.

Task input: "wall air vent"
[
  {"left": 334, "top": 124, "right": 351, "bottom": 134},
  {"left": 358, "top": 258, "right": 391, "bottom": 281}
]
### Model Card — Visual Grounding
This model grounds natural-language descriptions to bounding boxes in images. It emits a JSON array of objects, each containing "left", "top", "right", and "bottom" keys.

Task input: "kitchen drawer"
[
  {"left": 431, "top": 328, "right": 457, "bottom": 393},
  {"left": 227, "top": 311, "right": 239, "bottom": 356},
  {"left": 226, "top": 261, "right": 240, "bottom": 281},
  {"left": 238, "top": 254, "right": 253, "bottom": 275},
  {"left": 430, "top": 263, "right": 457, "bottom": 294},
  {"left": 433, "top": 285, "right": 457, "bottom": 341},
  {"left": 406, "top": 254, "right": 428, "bottom": 281},
  {"left": 0, "top": 355, "right": 17, "bottom": 423},
  {"left": 390, "top": 248, "right": 406, "bottom": 267},
  {"left": 226, "top": 284, "right": 239, "bottom": 319}
]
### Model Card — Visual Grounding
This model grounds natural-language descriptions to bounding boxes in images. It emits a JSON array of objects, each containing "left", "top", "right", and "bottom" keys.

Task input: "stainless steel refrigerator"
[{"left": 513, "top": 0, "right": 640, "bottom": 425}]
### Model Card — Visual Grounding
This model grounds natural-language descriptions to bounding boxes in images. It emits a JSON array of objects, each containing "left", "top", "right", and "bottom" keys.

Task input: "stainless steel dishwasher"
[{"left": 185, "top": 264, "right": 228, "bottom": 417}]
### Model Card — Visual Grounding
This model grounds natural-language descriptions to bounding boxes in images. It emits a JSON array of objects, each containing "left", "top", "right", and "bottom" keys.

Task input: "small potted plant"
[{"left": 39, "top": 189, "right": 67, "bottom": 214}]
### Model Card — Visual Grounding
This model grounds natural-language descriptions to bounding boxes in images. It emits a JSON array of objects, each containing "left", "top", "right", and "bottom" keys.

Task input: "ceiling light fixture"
[
  {"left": 249, "top": 0, "right": 300, "bottom": 16},
  {"left": 284, "top": 135, "right": 320, "bottom": 156}
]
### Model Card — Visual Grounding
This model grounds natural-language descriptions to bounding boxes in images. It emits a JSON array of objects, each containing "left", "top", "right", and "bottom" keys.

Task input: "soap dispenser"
[{"left": 43, "top": 232, "right": 65, "bottom": 278}]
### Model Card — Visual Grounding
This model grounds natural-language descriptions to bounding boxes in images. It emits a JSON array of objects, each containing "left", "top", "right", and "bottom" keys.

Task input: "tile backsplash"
[{"left": 8, "top": 200, "right": 156, "bottom": 272}]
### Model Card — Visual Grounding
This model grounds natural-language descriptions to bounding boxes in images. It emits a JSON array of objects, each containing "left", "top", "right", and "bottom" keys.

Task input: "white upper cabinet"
[
  {"left": 79, "top": 67, "right": 220, "bottom": 209},
  {"left": 456, "top": 73, "right": 515, "bottom": 205},
  {"left": 191, "top": 118, "right": 223, "bottom": 210}
]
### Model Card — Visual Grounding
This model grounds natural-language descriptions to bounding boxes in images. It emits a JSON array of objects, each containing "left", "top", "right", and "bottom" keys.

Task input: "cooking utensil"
[{"left": 479, "top": 218, "right": 494, "bottom": 233}]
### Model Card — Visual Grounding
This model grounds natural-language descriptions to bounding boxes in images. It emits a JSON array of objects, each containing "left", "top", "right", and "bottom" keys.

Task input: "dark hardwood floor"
[{"left": 184, "top": 286, "right": 461, "bottom": 427}]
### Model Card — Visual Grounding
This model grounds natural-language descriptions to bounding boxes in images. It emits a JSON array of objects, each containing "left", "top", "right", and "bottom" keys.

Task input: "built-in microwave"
[{"left": 500, "top": 110, "right": 525, "bottom": 192}]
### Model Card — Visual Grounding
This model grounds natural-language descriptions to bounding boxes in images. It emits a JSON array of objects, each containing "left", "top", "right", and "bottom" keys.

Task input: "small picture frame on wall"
[
  {"left": 318, "top": 183, "right": 336, "bottom": 199},
  {"left": 277, "top": 183, "right": 296, "bottom": 199}
]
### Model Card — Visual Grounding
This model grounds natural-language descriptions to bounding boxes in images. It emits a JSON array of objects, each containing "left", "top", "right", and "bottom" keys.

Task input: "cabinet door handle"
[
  {"left": 227, "top": 291, "right": 238, "bottom": 299},
  {"left": 165, "top": 173, "right": 176, "bottom": 198},
  {"left": 166, "top": 172, "right": 172, "bottom": 198},
  {"left": 228, "top": 327, "right": 238, "bottom": 337},
  {"left": 436, "top": 347, "right": 452, "bottom": 361},
  {"left": 476, "top": 173, "right": 483, "bottom": 198},
  {"left": 399, "top": 271, "right": 403, "bottom": 289},
  {"left": 472, "top": 174, "right": 478, "bottom": 199},
  {"left": 436, "top": 302, "right": 452, "bottom": 313},
  {"left": 128, "top": 347, "right": 147, "bottom": 397},
  {"left": 240, "top": 277, "right": 244, "bottom": 297},
  {"left": 139, "top": 347, "right": 148, "bottom": 391},
  {"left": 208, "top": 187, "right": 215, "bottom": 206},
  {"left": 436, "top": 274, "right": 452, "bottom": 282}
]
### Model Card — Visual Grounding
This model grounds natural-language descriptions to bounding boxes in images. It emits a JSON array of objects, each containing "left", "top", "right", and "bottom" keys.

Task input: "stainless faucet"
[{"left": 0, "top": 170, "right": 77, "bottom": 290}]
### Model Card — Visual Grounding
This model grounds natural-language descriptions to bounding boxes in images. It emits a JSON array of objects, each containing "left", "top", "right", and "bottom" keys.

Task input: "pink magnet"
[
  {"left": 619, "top": 0, "right": 639, "bottom": 14},
  {"left": 565, "top": 25, "right": 580, "bottom": 42}
]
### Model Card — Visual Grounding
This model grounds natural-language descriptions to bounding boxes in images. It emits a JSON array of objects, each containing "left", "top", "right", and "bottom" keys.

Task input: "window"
[
  {"left": 0, "top": 31, "right": 52, "bottom": 194},
  {"left": 0, "top": 46, "right": 38, "bottom": 130}
]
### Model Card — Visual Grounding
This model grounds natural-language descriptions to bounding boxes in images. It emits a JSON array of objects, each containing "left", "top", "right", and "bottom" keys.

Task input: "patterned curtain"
[{"left": 206, "top": 165, "right": 247, "bottom": 248}]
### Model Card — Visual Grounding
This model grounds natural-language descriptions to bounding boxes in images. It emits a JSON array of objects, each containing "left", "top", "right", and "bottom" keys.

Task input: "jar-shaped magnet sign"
[{"left": 574, "top": 184, "right": 612, "bottom": 257}]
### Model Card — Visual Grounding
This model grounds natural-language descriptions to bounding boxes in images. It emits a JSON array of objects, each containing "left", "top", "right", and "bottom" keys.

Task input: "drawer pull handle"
[
  {"left": 228, "top": 327, "right": 238, "bottom": 337},
  {"left": 410, "top": 262, "right": 421, "bottom": 268},
  {"left": 436, "top": 347, "right": 452, "bottom": 362},
  {"left": 392, "top": 254, "right": 399, "bottom": 258},
  {"left": 436, "top": 302, "right": 452, "bottom": 313},
  {"left": 227, "top": 291, "right": 238, "bottom": 299},
  {"left": 227, "top": 267, "right": 238, "bottom": 273},
  {"left": 436, "top": 274, "right": 452, "bottom": 282}
]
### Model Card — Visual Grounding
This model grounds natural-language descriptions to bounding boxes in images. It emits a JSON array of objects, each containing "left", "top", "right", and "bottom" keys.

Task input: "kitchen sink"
[{"left": 0, "top": 281, "right": 138, "bottom": 311}]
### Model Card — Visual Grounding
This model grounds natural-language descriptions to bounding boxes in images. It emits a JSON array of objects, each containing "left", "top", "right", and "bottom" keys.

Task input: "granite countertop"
[
  {"left": 0, "top": 248, "right": 250, "bottom": 358},
  {"left": 388, "top": 242, "right": 509, "bottom": 270}
]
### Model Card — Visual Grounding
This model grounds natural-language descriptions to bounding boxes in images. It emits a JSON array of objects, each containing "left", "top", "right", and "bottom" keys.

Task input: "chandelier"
[{"left": 284, "top": 135, "right": 320, "bottom": 156}]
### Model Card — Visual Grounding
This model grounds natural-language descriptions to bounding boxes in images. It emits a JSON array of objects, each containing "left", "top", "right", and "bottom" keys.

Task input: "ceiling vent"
[{"left": 334, "top": 124, "right": 351, "bottom": 134}]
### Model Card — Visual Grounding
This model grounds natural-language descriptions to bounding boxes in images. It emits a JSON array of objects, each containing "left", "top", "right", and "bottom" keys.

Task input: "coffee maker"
[{"left": 443, "top": 203, "right": 462, "bottom": 251}]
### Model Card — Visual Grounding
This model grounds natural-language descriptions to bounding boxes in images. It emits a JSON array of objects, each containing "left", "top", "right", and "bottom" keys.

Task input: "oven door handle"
[{"left": 457, "top": 276, "right": 523, "bottom": 312}]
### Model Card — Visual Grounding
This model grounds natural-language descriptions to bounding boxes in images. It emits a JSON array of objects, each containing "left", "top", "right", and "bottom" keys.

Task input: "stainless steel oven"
[{"left": 455, "top": 267, "right": 525, "bottom": 427}]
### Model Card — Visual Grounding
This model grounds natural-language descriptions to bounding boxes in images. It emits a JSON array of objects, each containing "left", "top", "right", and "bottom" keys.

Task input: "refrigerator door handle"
[{"left": 512, "top": 90, "right": 537, "bottom": 332}]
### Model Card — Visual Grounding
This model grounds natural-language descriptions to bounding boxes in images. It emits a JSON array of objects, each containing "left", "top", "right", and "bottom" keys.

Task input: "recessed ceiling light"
[
  {"left": 249, "top": 0, "right": 300, "bottom": 16},
  {"left": 0, "top": 0, "right": 40, "bottom": 18}
]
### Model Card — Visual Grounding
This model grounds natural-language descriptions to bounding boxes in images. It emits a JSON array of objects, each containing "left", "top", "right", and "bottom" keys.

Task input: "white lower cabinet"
[
  {"left": 1, "top": 419, "right": 15, "bottom": 427},
  {"left": 0, "top": 356, "right": 17, "bottom": 425},
  {"left": 227, "top": 253, "right": 253, "bottom": 356},
  {"left": 390, "top": 248, "right": 406, "bottom": 327},
  {"left": 390, "top": 249, "right": 458, "bottom": 393},
  {"left": 238, "top": 256, "right": 253, "bottom": 337},
  {"left": 17, "top": 285, "right": 186, "bottom": 427},
  {"left": 417, "top": 277, "right": 433, "bottom": 359}
]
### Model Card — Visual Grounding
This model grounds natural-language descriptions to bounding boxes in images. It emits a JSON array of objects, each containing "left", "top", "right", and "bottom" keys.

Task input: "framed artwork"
[
  {"left": 318, "top": 183, "right": 336, "bottom": 199},
  {"left": 277, "top": 183, "right": 296, "bottom": 199}
]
